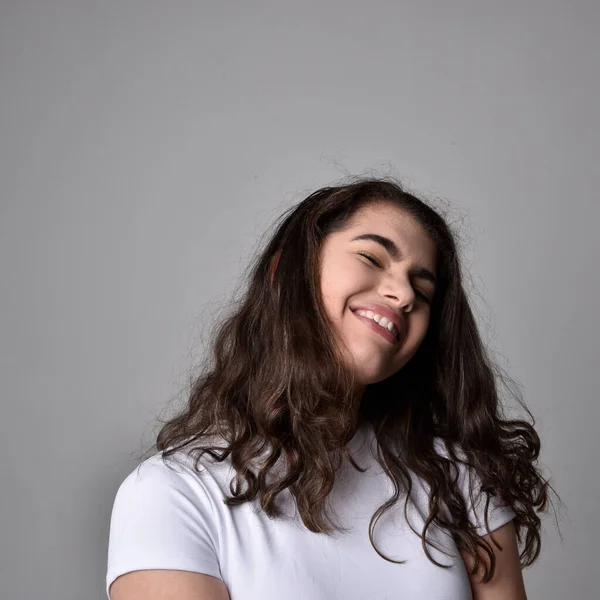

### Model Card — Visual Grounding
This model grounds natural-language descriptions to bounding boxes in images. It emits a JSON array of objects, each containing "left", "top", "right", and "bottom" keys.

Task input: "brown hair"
[{"left": 153, "top": 177, "right": 557, "bottom": 583}]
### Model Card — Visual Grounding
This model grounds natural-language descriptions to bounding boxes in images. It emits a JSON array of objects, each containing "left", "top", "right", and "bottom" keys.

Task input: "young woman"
[{"left": 106, "top": 179, "right": 551, "bottom": 600}]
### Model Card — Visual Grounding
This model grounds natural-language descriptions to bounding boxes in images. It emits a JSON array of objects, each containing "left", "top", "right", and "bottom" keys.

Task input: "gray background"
[{"left": 1, "top": 1, "right": 597, "bottom": 598}]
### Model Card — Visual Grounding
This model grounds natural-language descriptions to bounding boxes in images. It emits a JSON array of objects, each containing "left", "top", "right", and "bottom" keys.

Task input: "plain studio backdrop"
[{"left": 1, "top": 1, "right": 597, "bottom": 598}]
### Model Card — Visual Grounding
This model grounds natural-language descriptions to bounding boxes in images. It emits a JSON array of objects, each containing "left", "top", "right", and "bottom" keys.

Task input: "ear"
[{"left": 269, "top": 251, "right": 281, "bottom": 287}]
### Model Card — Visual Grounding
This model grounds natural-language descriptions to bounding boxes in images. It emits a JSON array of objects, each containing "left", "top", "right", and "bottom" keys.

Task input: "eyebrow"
[{"left": 351, "top": 233, "right": 437, "bottom": 286}]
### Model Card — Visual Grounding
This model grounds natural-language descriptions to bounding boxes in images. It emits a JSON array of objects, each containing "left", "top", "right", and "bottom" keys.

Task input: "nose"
[{"left": 380, "top": 277, "right": 415, "bottom": 313}]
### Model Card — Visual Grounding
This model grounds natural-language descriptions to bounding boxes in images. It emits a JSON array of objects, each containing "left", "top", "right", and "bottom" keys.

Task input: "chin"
[{"left": 352, "top": 363, "right": 399, "bottom": 386}]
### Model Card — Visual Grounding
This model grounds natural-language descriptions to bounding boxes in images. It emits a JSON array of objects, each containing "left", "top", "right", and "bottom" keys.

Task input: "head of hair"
[{"left": 154, "top": 177, "right": 555, "bottom": 583}]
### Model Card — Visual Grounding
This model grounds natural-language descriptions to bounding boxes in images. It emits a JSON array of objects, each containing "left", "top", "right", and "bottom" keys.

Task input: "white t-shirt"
[{"left": 106, "top": 424, "right": 516, "bottom": 599}]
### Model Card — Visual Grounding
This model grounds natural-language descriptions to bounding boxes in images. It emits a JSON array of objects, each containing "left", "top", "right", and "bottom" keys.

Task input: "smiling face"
[{"left": 318, "top": 201, "right": 438, "bottom": 391}]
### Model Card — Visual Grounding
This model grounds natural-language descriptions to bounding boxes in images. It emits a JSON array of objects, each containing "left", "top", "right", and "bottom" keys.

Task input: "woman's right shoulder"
[
  {"left": 111, "top": 450, "right": 197, "bottom": 500},
  {"left": 110, "top": 445, "right": 233, "bottom": 528},
  {"left": 107, "top": 448, "right": 230, "bottom": 599},
  {"left": 116, "top": 437, "right": 232, "bottom": 496}
]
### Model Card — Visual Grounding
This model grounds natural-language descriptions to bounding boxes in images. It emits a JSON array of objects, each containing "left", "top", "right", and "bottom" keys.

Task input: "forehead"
[{"left": 343, "top": 202, "right": 437, "bottom": 266}]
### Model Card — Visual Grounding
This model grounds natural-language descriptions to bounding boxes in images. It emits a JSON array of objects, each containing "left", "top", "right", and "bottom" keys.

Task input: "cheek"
[
  {"left": 319, "top": 283, "right": 347, "bottom": 331},
  {"left": 405, "top": 313, "right": 431, "bottom": 350},
  {"left": 320, "top": 267, "right": 355, "bottom": 316}
]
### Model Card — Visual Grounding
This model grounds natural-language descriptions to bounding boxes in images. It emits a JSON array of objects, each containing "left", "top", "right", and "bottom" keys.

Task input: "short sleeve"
[
  {"left": 433, "top": 438, "right": 516, "bottom": 537},
  {"left": 456, "top": 458, "right": 516, "bottom": 537},
  {"left": 106, "top": 455, "right": 223, "bottom": 599}
]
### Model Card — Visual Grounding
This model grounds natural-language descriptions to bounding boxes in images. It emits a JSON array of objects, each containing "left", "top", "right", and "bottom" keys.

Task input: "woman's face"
[{"left": 319, "top": 202, "right": 437, "bottom": 389}]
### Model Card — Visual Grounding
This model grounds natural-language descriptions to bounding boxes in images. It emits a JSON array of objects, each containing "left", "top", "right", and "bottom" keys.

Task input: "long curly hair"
[{"left": 153, "top": 177, "right": 556, "bottom": 583}]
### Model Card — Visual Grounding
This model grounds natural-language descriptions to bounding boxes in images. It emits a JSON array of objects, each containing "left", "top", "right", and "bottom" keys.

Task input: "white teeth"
[{"left": 355, "top": 310, "right": 398, "bottom": 338}]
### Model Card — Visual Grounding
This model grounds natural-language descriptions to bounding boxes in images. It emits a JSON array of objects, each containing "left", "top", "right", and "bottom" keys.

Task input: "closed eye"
[
  {"left": 358, "top": 251, "right": 381, "bottom": 267},
  {"left": 357, "top": 251, "right": 432, "bottom": 304}
]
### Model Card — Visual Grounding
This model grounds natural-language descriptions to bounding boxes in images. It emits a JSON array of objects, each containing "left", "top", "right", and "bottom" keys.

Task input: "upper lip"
[{"left": 350, "top": 303, "right": 405, "bottom": 341}]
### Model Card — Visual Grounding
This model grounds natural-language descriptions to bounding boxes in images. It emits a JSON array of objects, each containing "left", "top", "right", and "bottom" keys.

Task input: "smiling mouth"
[{"left": 352, "top": 311, "right": 400, "bottom": 344}]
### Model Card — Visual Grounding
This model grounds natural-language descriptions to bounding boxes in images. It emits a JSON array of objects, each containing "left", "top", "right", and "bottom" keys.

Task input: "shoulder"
[
  {"left": 112, "top": 452, "right": 207, "bottom": 510},
  {"left": 110, "top": 447, "right": 233, "bottom": 534},
  {"left": 107, "top": 450, "right": 227, "bottom": 598},
  {"left": 431, "top": 437, "right": 516, "bottom": 536},
  {"left": 108, "top": 450, "right": 220, "bottom": 539},
  {"left": 115, "top": 436, "right": 234, "bottom": 502}
]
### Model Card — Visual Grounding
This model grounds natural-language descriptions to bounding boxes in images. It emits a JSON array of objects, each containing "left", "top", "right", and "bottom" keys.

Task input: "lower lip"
[{"left": 352, "top": 311, "right": 398, "bottom": 345}]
